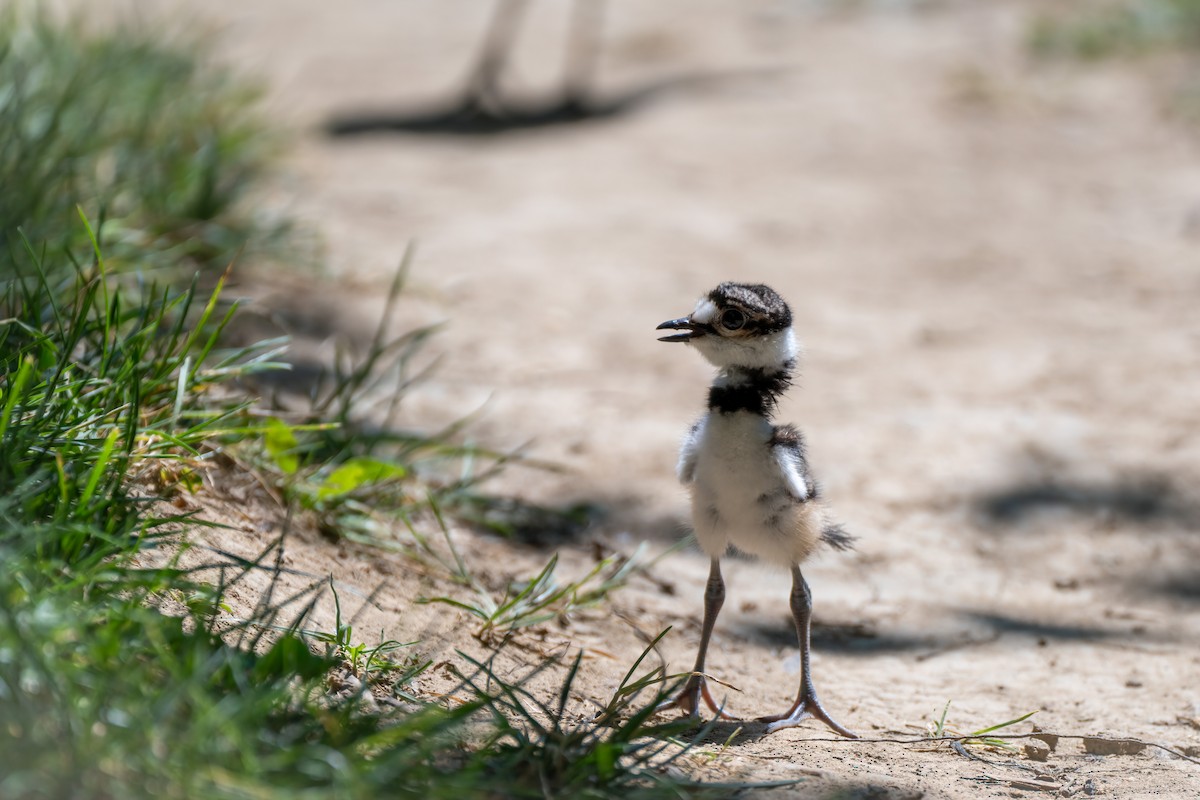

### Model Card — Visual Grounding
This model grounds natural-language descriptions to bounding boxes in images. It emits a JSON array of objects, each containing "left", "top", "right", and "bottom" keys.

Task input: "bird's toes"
[
  {"left": 758, "top": 708, "right": 812, "bottom": 733},
  {"left": 654, "top": 688, "right": 700, "bottom": 718}
]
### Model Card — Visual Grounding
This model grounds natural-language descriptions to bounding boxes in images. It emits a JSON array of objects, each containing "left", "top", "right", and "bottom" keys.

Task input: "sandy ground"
[{"left": 105, "top": 0, "right": 1200, "bottom": 796}]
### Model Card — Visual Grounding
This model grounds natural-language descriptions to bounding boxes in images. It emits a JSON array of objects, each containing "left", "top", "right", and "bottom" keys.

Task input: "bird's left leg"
[
  {"left": 561, "top": 0, "right": 604, "bottom": 111},
  {"left": 757, "top": 565, "right": 857, "bottom": 737},
  {"left": 656, "top": 557, "right": 736, "bottom": 721}
]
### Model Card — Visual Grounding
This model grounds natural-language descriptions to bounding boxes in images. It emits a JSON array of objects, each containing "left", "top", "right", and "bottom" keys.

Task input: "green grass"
[
  {"left": 0, "top": 220, "right": 703, "bottom": 800},
  {"left": 0, "top": 222, "right": 335, "bottom": 796},
  {"left": 244, "top": 250, "right": 529, "bottom": 546},
  {"left": 0, "top": 7, "right": 291, "bottom": 281},
  {"left": 458, "top": 646, "right": 703, "bottom": 800},
  {"left": 1028, "top": 1, "right": 1200, "bottom": 124},
  {"left": 925, "top": 701, "right": 1038, "bottom": 753},
  {"left": 0, "top": 13, "right": 709, "bottom": 800},
  {"left": 422, "top": 546, "right": 650, "bottom": 644},
  {"left": 1030, "top": 0, "right": 1200, "bottom": 60}
]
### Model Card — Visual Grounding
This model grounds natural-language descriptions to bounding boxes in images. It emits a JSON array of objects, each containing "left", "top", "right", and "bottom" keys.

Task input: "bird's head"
[{"left": 657, "top": 282, "right": 797, "bottom": 371}]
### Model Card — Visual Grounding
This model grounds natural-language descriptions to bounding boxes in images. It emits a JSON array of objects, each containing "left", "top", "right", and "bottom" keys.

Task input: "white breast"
[{"left": 684, "top": 412, "right": 821, "bottom": 566}]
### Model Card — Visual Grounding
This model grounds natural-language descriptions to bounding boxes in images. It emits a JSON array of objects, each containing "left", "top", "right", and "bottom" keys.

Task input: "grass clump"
[
  {"left": 0, "top": 220, "right": 702, "bottom": 799},
  {"left": 925, "top": 701, "right": 1038, "bottom": 753},
  {"left": 461, "top": 647, "right": 701, "bottom": 800},
  {"left": 423, "top": 546, "right": 649, "bottom": 645},
  {"left": 0, "top": 225, "right": 325, "bottom": 795},
  {"left": 1, "top": 13, "right": 704, "bottom": 798},
  {"left": 1029, "top": 0, "right": 1200, "bottom": 59},
  {"left": 1027, "top": 1, "right": 1200, "bottom": 125},
  {"left": 0, "top": 8, "right": 289, "bottom": 281}
]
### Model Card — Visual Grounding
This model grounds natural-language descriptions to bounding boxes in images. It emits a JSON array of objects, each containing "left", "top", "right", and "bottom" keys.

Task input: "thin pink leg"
[
  {"left": 657, "top": 558, "right": 737, "bottom": 721},
  {"left": 757, "top": 565, "right": 857, "bottom": 738}
]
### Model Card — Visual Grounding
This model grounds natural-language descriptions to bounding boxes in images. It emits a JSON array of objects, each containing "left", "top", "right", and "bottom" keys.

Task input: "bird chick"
[{"left": 655, "top": 282, "right": 857, "bottom": 737}]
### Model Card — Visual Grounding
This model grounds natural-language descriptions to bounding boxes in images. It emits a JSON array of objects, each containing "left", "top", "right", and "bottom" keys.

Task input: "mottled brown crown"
[{"left": 708, "top": 283, "right": 792, "bottom": 336}]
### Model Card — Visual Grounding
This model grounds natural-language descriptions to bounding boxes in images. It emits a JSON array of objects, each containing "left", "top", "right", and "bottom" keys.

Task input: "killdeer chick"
[{"left": 655, "top": 282, "right": 857, "bottom": 738}]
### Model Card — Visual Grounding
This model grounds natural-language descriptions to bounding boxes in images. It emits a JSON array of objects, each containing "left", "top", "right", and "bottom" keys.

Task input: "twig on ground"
[
  {"left": 979, "top": 775, "right": 1061, "bottom": 793},
  {"left": 950, "top": 738, "right": 1006, "bottom": 766}
]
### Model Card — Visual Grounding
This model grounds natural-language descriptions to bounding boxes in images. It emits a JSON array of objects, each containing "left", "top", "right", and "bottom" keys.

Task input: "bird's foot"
[
  {"left": 757, "top": 694, "right": 857, "bottom": 738},
  {"left": 655, "top": 673, "right": 736, "bottom": 722}
]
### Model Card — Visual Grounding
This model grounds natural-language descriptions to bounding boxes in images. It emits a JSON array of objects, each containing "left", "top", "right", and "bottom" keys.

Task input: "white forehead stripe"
[{"left": 691, "top": 298, "right": 718, "bottom": 324}]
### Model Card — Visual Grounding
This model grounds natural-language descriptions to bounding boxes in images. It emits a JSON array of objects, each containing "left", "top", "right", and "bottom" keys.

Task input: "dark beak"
[{"left": 656, "top": 316, "right": 699, "bottom": 343}]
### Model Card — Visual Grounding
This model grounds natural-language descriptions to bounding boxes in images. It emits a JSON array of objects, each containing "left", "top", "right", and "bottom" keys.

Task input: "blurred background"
[
  {"left": 6, "top": 0, "right": 1199, "bottom": 792},
  {"left": 41, "top": 0, "right": 1200, "bottom": 677},
  {"left": 152, "top": 0, "right": 1200, "bottom": 557}
]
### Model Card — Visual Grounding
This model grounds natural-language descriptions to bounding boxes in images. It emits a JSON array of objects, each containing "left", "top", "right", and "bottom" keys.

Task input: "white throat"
[{"left": 692, "top": 327, "right": 799, "bottom": 372}]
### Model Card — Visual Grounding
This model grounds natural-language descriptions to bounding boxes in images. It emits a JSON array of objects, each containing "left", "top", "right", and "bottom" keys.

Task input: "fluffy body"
[{"left": 680, "top": 410, "right": 826, "bottom": 565}]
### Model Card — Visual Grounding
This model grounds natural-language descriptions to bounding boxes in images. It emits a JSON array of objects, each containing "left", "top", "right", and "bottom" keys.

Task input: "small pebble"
[{"left": 1023, "top": 740, "right": 1051, "bottom": 762}]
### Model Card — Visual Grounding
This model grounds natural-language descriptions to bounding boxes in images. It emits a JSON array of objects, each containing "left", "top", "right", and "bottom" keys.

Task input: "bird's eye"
[{"left": 720, "top": 308, "right": 747, "bottom": 331}]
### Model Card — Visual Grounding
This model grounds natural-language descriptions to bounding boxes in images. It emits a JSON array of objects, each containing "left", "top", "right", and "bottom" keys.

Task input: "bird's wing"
[
  {"left": 770, "top": 425, "right": 855, "bottom": 551},
  {"left": 769, "top": 424, "right": 811, "bottom": 502},
  {"left": 776, "top": 447, "right": 811, "bottom": 501},
  {"left": 677, "top": 420, "right": 703, "bottom": 484}
]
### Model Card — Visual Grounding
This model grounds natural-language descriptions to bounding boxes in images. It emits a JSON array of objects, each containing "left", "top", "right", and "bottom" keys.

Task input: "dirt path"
[{"left": 113, "top": 1, "right": 1200, "bottom": 796}]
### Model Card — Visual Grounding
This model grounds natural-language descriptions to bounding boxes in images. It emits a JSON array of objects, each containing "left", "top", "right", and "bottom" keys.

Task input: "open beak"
[{"left": 656, "top": 316, "right": 700, "bottom": 343}]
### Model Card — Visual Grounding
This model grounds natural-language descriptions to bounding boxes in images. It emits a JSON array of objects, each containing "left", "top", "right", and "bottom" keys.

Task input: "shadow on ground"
[
  {"left": 1138, "top": 569, "right": 1200, "bottom": 605},
  {"left": 739, "top": 606, "right": 1154, "bottom": 660},
  {"left": 323, "top": 69, "right": 789, "bottom": 137},
  {"left": 975, "top": 473, "right": 1199, "bottom": 532},
  {"left": 957, "top": 611, "right": 1129, "bottom": 642},
  {"left": 449, "top": 493, "right": 602, "bottom": 545},
  {"left": 739, "top": 618, "right": 927, "bottom": 656},
  {"left": 682, "top": 724, "right": 924, "bottom": 798}
]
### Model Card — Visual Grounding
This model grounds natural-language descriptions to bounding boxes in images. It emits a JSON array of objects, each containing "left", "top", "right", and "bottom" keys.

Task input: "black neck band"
[{"left": 707, "top": 365, "right": 793, "bottom": 416}]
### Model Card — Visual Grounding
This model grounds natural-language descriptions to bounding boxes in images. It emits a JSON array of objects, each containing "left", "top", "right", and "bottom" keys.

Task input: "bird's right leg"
[
  {"left": 657, "top": 558, "right": 736, "bottom": 720},
  {"left": 562, "top": 0, "right": 605, "bottom": 111}
]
